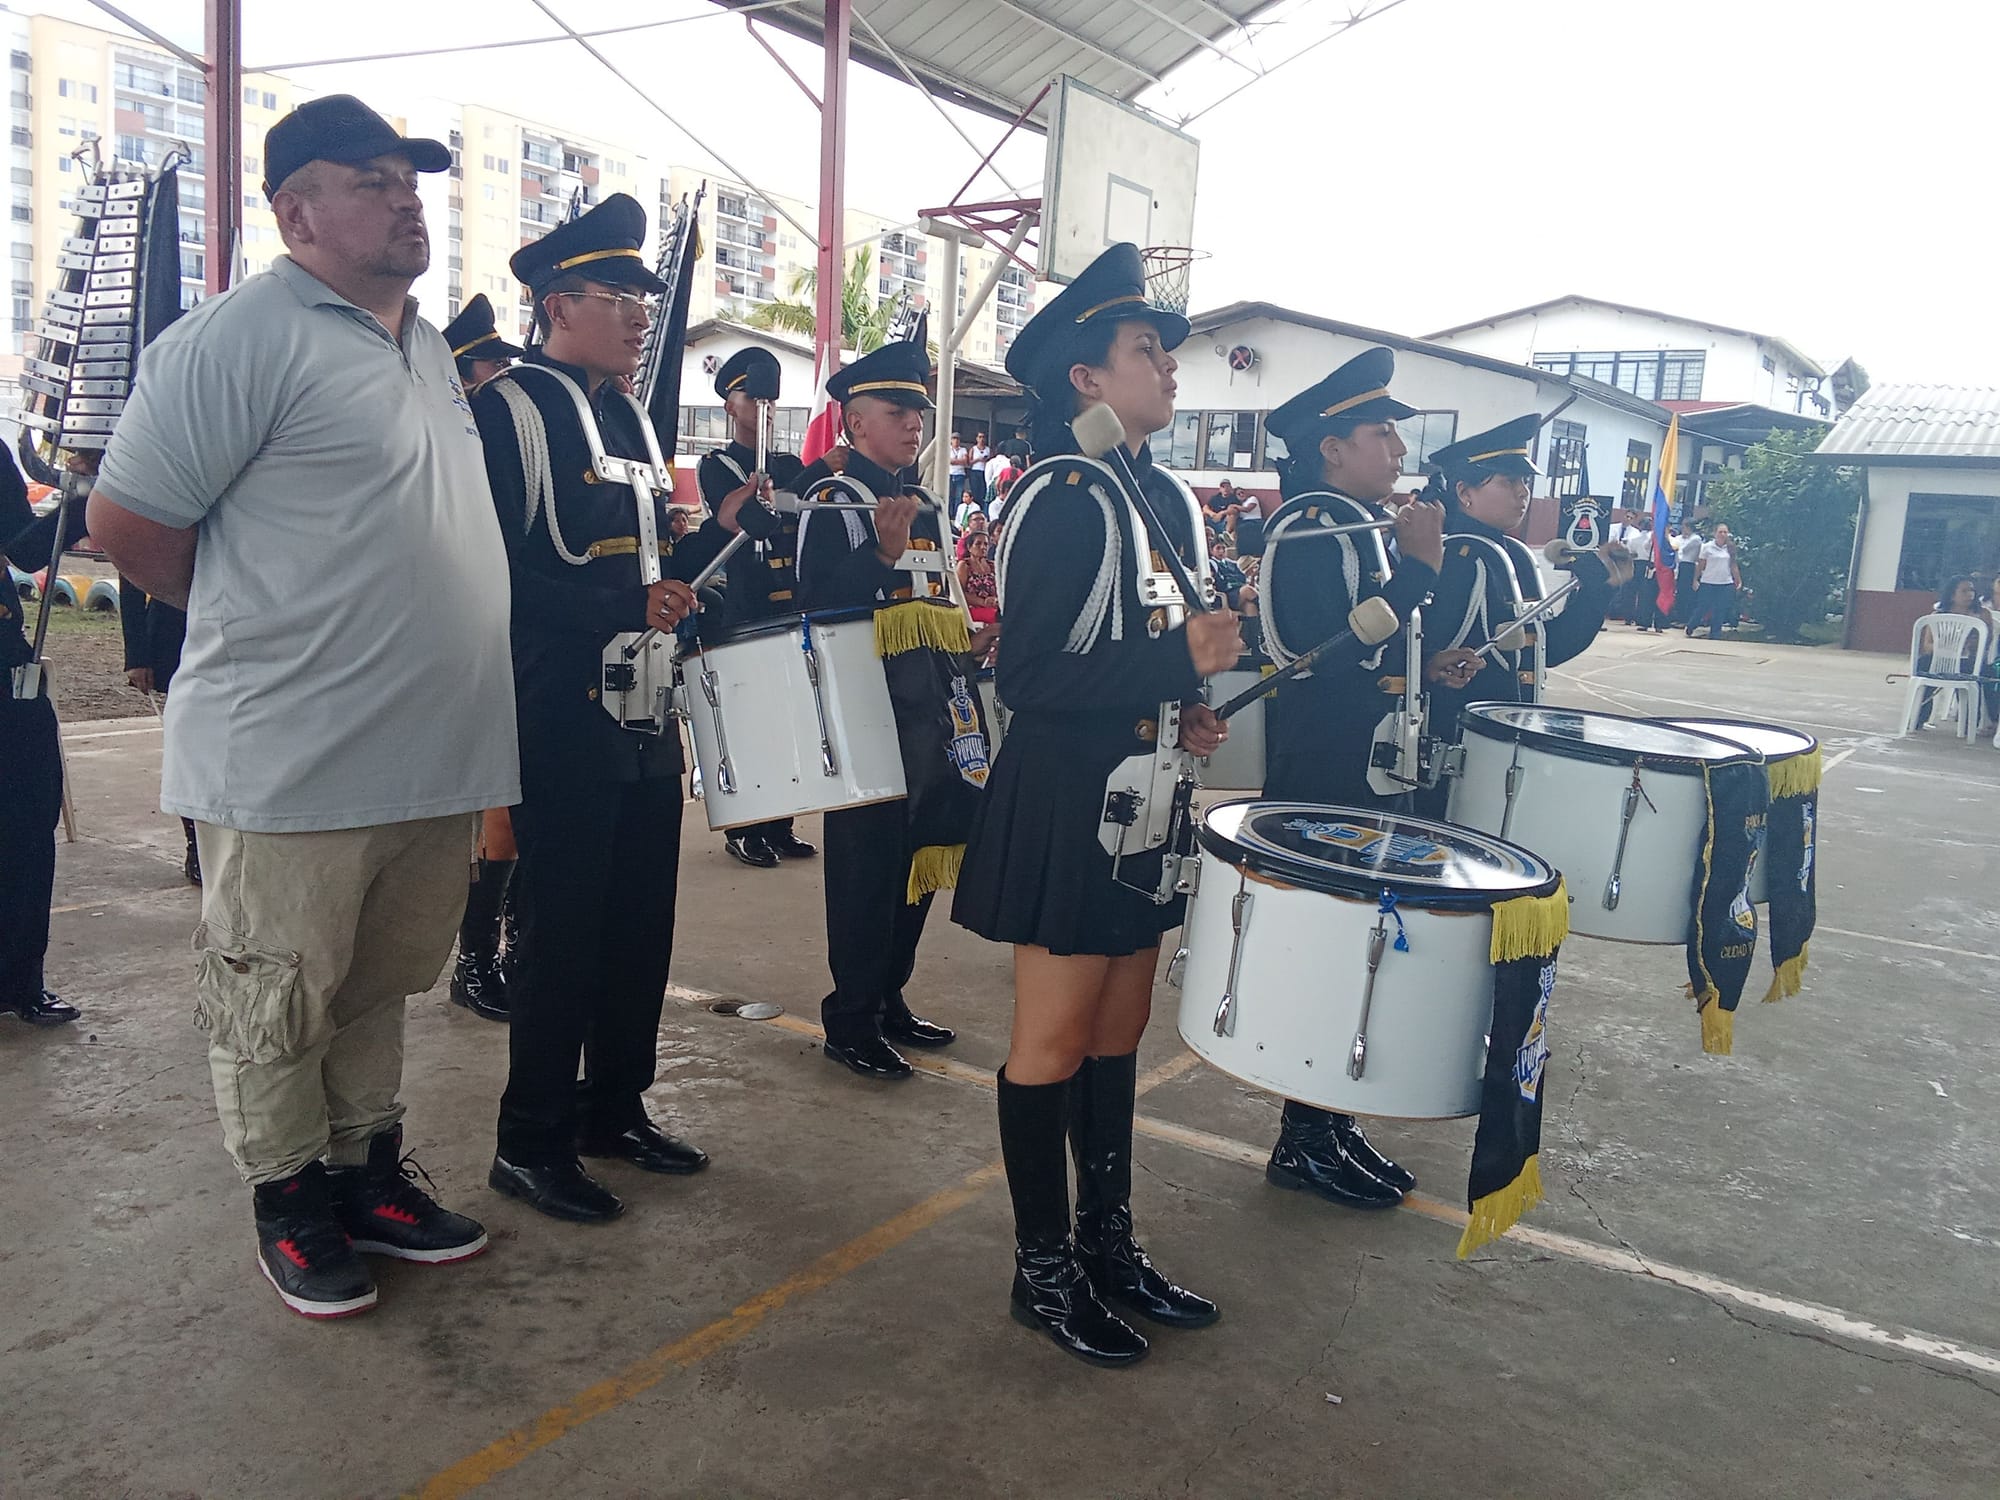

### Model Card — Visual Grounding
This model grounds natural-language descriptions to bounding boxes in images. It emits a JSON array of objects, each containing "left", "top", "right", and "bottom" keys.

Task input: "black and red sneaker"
[
  {"left": 252, "top": 1164, "right": 378, "bottom": 1320},
  {"left": 328, "top": 1125, "right": 489, "bottom": 1265}
]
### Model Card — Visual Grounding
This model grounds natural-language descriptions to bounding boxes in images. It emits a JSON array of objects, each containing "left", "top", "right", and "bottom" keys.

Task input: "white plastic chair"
[{"left": 1902, "top": 614, "right": 1989, "bottom": 741}]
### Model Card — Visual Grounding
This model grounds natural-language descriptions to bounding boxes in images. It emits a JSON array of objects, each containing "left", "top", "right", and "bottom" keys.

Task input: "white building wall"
[
  {"left": 1430, "top": 303, "right": 1821, "bottom": 411},
  {"left": 1852, "top": 465, "right": 2000, "bottom": 593}
]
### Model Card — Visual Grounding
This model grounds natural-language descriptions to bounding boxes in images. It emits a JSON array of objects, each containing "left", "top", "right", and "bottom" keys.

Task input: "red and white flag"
[{"left": 801, "top": 341, "right": 842, "bottom": 466}]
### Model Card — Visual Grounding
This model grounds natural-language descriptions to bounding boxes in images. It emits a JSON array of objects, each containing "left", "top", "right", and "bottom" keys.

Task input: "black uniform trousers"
[
  {"left": 498, "top": 772, "right": 683, "bottom": 1163},
  {"left": 821, "top": 798, "right": 932, "bottom": 1044},
  {"left": 0, "top": 691, "right": 61, "bottom": 1009}
]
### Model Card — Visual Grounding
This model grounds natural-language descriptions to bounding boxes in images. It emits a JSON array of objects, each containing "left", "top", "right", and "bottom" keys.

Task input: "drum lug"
[
  {"left": 698, "top": 666, "right": 737, "bottom": 795},
  {"left": 800, "top": 623, "right": 840, "bottom": 778},
  {"left": 1211, "top": 880, "right": 1253, "bottom": 1038},
  {"left": 1437, "top": 743, "right": 1465, "bottom": 781},
  {"left": 1347, "top": 918, "right": 1392, "bottom": 1081},
  {"left": 1165, "top": 945, "right": 1188, "bottom": 989},
  {"left": 1175, "top": 857, "right": 1201, "bottom": 897}
]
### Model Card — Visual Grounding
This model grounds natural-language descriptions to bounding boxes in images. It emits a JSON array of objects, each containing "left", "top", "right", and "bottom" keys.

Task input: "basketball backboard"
[{"left": 1039, "top": 76, "right": 1200, "bottom": 285}]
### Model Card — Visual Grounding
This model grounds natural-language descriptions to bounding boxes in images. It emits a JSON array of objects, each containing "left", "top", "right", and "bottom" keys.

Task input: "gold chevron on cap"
[
  {"left": 452, "top": 331, "right": 502, "bottom": 357},
  {"left": 1468, "top": 446, "right": 1532, "bottom": 462},
  {"left": 553, "top": 247, "right": 645, "bottom": 271},
  {"left": 1072, "top": 293, "right": 1146, "bottom": 325},
  {"left": 1320, "top": 386, "right": 1392, "bottom": 419},
  {"left": 846, "top": 379, "right": 929, "bottom": 397}
]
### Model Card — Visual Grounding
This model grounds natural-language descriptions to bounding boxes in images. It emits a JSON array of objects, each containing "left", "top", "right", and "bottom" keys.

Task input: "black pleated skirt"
[{"left": 951, "top": 715, "right": 1185, "bottom": 957}]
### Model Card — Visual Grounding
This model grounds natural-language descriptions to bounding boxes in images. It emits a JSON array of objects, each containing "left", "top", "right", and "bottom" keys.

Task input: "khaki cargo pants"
[{"left": 191, "top": 814, "right": 476, "bottom": 1185}]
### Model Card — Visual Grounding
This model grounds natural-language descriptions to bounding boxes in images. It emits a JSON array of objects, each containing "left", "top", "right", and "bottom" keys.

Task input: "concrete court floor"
[{"left": 4, "top": 629, "right": 1999, "bottom": 1500}]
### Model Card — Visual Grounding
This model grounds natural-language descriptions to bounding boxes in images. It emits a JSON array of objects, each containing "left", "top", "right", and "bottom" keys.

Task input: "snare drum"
[
  {"left": 1663, "top": 718, "right": 1818, "bottom": 904},
  {"left": 1175, "top": 801, "right": 1561, "bottom": 1119},
  {"left": 684, "top": 607, "right": 906, "bottom": 832},
  {"left": 1199, "top": 652, "right": 1272, "bottom": 791},
  {"left": 1447, "top": 704, "right": 1762, "bottom": 943}
]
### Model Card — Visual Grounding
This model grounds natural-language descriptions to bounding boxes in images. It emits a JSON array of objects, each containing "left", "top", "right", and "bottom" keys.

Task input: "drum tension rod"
[
  {"left": 1211, "top": 879, "right": 1253, "bottom": 1037},
  {"left": 1347, "top": 889, "right": 1406, "bottom": 1080},
  {"left": 1602, "top": 763, "right": 1658, "bottom": 911}
]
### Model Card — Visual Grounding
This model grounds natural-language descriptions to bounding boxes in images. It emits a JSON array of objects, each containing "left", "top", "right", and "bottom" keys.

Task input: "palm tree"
[{"left": 745, "top": 246, "right": 899, "bottom": 353}]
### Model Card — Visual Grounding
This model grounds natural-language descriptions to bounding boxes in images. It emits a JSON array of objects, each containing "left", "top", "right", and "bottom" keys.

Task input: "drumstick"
[
  {"left": 1477, "top": 576, "right": 1580, "bottom": 659},
  {"left": 1070, "top": 403, "right": 1220, "bottom": 614},
  {"left": 1211, "top": 595, "right": 1399, "bottom": 721}
]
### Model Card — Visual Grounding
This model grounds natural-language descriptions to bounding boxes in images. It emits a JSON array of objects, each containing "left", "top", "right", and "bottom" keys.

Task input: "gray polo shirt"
[{"left": 96, "top": 255, "right": 519, "bottom": 832}]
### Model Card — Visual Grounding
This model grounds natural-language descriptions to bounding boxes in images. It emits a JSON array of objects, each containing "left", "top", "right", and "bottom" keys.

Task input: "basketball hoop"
[{"left": 1142, "top": 245, "right": 1209, "bottom": 316}]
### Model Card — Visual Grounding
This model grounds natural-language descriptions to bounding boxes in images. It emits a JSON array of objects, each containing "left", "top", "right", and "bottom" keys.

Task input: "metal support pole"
[
  {"left": 930, "top": 229, "right": 959, "bottom": 498},
  {"left": 203, "top": 0, "right": 242, "bottom": 297},
  {"left": 813, "top": 0, "right": 850, "bottom": 385}
]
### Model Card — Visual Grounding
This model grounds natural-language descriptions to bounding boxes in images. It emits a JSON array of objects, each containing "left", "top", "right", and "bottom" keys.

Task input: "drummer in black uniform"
[
  {"left": 1, "top": 460, "right": 83, "bottom": 1027},
  {"left": 443, "top": 292, "right": 523, "bottom": 391},
  {"left": 953, "top": 243, "right": 1238, "bottom": 1368},
  {"left": 1414, "top": 413, "right": 1628, "bottom": 819},
  {"left": 793, "top": 338, "right": 965, "bottom": 1079},
  {"left": 697, "top": 347, "right": 816, "bottom": 871},
  {"left": 1256, "top": 348, "right": 1480, "bottom": 1211},
  {"left": 473, "top": 193, "right": 750, "bottom": 1223}
]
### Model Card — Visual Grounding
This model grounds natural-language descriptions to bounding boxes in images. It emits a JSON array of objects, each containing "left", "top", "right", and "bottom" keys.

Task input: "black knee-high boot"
[
  {"left": 450, "top": 858, "right": 514, "bottom": 1022},
  {"left": 997, "top": 1066, "right": 1147, "bottom": 1368},
  {"left": 1069, "top": 1052, "right": 1219, "bottom": 1328},
  {"left": 1266, "top": 1100, "right": 1407, "bottom": 1207}
]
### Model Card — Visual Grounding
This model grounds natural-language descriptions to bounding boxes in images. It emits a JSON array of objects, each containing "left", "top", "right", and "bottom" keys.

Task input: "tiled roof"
[{"left": 1815, "top": 384, "right": 2000, "bottom": 462}]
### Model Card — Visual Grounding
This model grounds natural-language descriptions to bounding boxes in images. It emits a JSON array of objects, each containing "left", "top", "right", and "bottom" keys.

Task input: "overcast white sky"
[{"left": 25, "top": 0, "right": 1996, "bottom": 383}]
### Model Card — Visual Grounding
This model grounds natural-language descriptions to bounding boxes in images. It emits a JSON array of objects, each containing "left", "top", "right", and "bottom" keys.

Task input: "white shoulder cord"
[
  {"left": 489, "top": 378, "right": 594, "bottom": 567},
  {"left": 1445, "top": 554, "right": 1492, "bottom": 653},
  {"left": 995, "top": 461, "right": 1124, "bottom": 655}
]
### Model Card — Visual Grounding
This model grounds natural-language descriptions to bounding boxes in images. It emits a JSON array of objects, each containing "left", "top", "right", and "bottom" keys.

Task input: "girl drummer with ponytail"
[
  {"left": 951, "top": 242, "right": 1240, "bottom": 1369},
  {"left": 1413, "top": 414, "right": 1631, "bottom": 816}
]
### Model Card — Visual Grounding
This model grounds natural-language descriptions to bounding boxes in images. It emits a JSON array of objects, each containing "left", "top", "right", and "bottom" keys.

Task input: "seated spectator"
[
  {"left": 958, "top": 530, "right": 999, "bottom": 626},
  {"left": 1235, "top": 488, "right": 1266, "bottom": 557},
  {"left": 1203, "top": 479, "right": 1241, "bottom": 536},
  {"left": 1916, "top": 574, "right": 1994, "bottom": 729}
]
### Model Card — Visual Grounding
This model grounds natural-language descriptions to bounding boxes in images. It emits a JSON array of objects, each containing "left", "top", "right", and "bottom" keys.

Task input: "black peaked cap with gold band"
[
  {"left": 1265, "top": 346, "right": 1419, "bottom": 450},
  {"left": 826, "top": 339, "right": 933, "bottom": 411},
  {"left": 510, "top": 192, "right": 668, "bottom": 296},
  {"left": 1426, "top": 413, "right": 1544, "bottom": 479},
  {"left": 1003, "top": 241, "right": 1190, "bottom": 391},
  {"left": 442, "top": 294, "right": 524, "bottom": 363},
  {"left": 715, "top": 346, "right": 782, "bottom": 402}
]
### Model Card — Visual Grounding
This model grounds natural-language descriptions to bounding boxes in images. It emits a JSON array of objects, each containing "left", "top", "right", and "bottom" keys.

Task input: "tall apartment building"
[
  {"left": 1, "top": 10, "right": 298, "bottom": 369},
  {"left": 446, "top": 103, "right": 659, "bottom": 342},
  {"left": 661, "top": 163, "right": 1037, "bottom": 369}
]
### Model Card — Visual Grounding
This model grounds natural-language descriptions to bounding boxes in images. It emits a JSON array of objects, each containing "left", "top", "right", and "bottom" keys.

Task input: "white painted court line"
[
  {"left": 60, "top": 722, "right": 164, "bottom": 743},
  {"left": 1815, "top": 926, "right": 2000, "bottom": 965},
  {"left": 672, "top": 988, "right": 2000, "bottom": 1383}
]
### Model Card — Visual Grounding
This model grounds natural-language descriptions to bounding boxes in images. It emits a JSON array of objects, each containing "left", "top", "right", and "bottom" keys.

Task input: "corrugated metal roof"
[
  {"left": 708, "top": 0, "right": 1284, "bottom": 125},
  {"left": 1815, "top": 384, "right": 2000, "bottom": 463}
]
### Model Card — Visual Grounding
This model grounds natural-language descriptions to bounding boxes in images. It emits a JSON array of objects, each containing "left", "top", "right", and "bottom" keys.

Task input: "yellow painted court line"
[{"left": 408, "top": 1161, "right": 1007, "bottom": 1500}]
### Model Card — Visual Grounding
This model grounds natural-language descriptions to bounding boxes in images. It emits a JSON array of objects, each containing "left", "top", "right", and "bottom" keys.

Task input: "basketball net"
[{"left": 1141, "top": 245, "right": 1209, "bottom": 315}]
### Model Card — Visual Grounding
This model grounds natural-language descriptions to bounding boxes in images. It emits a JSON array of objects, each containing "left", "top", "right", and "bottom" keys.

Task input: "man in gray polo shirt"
[{"left": 88, "top": 96, "right": 518, "bottom": 1320}]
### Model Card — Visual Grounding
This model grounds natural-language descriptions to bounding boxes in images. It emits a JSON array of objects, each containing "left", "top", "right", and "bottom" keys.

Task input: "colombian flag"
[{"left": 1652, "top": 413, "right": 1681, "bottom": 617}]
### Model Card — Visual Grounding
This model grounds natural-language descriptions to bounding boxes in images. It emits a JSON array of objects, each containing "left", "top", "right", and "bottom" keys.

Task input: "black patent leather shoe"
[
  {"left": 1329, "top": 1113, "right": 1416, "bottom": 1192},
  {"left": 763, "top": 830, "right": 817, "bottom": 859},
  {"left": 725, "top": 834, "right": 778, "bottom": 869},
  {"left": 1010, "top": 1242, "right": 1149, "bottom": 1368},
  {"left": 1077, "top": 1209, "right": 1219, "bottom": 1328},
  {"left": 449, "top": 951, "right": 509, "bottom": 1022},
  {"left": 822, "top": 1034, "right": 914, "bottom": 1079},
  {"left": 881, "top": 1009, "right": 956, "bottom": 1048},
  {"left": 487, "top": 1154, "right": 624, "bottom": 1222},
  {"left": 1, "top": 989, "right": 80, "bottom": 1026},
  {"left": 578, "top": 1120, "right": 710, "bottom": 1175},
  {"left": 1266, "top": 1127, "right": 1403, "bottom": 1210}
]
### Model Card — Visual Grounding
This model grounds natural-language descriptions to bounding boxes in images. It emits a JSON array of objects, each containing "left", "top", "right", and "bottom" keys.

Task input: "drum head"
[
  {"left": 1664, "top": 717, "right": 1817, "bottom": 762},
  {"left": 702, "top": 603, "right": 877, "bottom": 647},
  {"left": 1198, "top": 800, "right": 1559, "bottom": 908},
  {"left": 1460, "top": 703, "right": 1761, "bottom": 771}
]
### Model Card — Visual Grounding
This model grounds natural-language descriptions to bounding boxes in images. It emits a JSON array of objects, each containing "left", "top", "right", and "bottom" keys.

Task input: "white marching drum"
[
  {"left": 685, "top": 607, "right": 906, "bottom": 831},
  {"left": 1664, "top": 718, "right": 1819, "bottom": 904},
  {"left": 1198, "top": 652, "right": 1271, "bottom": 791},
  {"left": 1447, "top": 704, "right": 1762, "bottom": 943},
  {"left": 1174, "top": 801, "right": 1562, "bottom": 1119}
]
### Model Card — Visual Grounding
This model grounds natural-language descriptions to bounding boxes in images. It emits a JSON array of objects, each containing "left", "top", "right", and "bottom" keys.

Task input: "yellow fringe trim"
[
  {"left": 1762, "top": 941, "right": 1810, "bottom": 1004},
  {"left": 875, "top": 599, "right": 971, "bottom": 659},
  {"left": 1696, "top": 988, "right": 1735, "bottom": 1055},
  {"left": 1490, "top": 880, "right": 1570, "bottom": 964},
  {"left": 906, "top": 843, "right": 964, "bottom": 903},
  {"left": 1768, "top": 745, "right": 1823, "bottom": 801},
  {"left": 1456, "top": 1155, "right": 1545, "bottom": 1259}
]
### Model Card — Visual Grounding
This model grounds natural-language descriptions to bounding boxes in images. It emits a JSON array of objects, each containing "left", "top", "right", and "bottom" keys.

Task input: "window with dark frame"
[
  {"left": 1896, "top": 494, "right": 2000, "bottom": 593},
  {"left": 1533, "top": 349, "right": 1704, "bottom": 402},
  {"left": 1548, "top": 419, "right": 1588, "bottom": 498},
  {"left": 1621, "top": 439, "right": 1652, "bottom": 507},
  {"left": 1397, "top": 410, "right": 1459, "bottom": 476}
]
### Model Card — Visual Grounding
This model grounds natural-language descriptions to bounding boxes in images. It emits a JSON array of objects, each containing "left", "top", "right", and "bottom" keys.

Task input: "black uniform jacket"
[
  {"left": 1, "top": 462, "right": 86, "bottom": 674},
  {"left": 119, "top": 581, "right": 187, "bottom": 687},
  {"left": 793, "top": 448, "right": 949, "bottom": 611},
  {"left": 472, "top": 351, "right": 731, "bottom": 784},
  {"left": 696, "top": 439, "right": 804, "bottom": 627},
  {"left": 993, "top": 444, "right": 1203, "bottom": 732},
  {"left": 1264, "top": 490, "right": 1437, "bottom": 797},
  {"left": 1425, "top": 513, "right": 1614, "bottom": 736}
]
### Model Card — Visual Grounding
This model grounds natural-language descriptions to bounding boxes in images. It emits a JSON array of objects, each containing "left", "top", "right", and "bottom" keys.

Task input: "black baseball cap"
[{"left": 262, "top": 95, "right": 451, "bottom": 199}]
